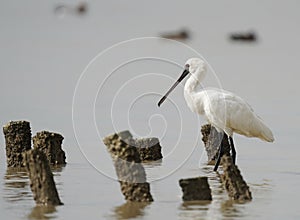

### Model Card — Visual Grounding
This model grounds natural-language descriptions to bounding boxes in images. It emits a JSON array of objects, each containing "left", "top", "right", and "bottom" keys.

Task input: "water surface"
[{"left": 1, "top": 1, "right": 300, "bottom": 219}]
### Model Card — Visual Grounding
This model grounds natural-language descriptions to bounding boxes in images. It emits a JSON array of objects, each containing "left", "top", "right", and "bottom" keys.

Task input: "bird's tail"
[{"left": 257, "top": 118, "right": 275, "bottom": 142}]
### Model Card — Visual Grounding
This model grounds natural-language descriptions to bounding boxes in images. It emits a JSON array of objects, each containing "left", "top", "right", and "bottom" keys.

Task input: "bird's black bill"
[{"left": 158, "top": 69, "right": 189, "bottom": 107}]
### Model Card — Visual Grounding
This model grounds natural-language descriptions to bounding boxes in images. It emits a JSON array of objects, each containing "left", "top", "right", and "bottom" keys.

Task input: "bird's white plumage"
[{"left": 183, "top": 58, "right": 274, "bottom": 142}]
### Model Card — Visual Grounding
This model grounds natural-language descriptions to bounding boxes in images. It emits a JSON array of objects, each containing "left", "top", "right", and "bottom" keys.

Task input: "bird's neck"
[
  {"left": 185, "top": 67, "right": 206, "bottom": 94},
  {"left": 184, "top": 75, "right": 201, "bottom": 94},
  {"left": 184, "top": 75, "right": 205, "bottom": 114}
]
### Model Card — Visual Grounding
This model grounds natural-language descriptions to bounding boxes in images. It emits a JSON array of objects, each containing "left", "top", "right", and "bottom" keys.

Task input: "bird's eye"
[{"left": 185, "top": 64, "right": 190, "bottom": 70}]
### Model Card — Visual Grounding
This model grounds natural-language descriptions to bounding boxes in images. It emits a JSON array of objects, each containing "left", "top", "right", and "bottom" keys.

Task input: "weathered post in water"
[
  {"left": 32, "top": 131, "right": 66, "bottom": 165},
  {"left": 201, "top": 124, "right": 231, "bottom": 164},
  {"left": 103, "top": 131, "right": 153, "bottom": 202},
  {"left": 3, "top": 121, "right": 32, "bottom": 167},
  {"left": 24, "top": 149, "right": 63, "bottom": 205},
  {"left": 220, "top": 155, "right": 252, "bottom": 201},
  {"left": 133, "top": 137, "right": 163, "bottom": 162},
  {"left": 179, "top": 176, "right": 212, "bottom": 201}
]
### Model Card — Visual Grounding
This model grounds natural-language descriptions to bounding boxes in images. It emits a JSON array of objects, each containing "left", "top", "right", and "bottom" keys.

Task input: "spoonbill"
[{"left": 158, "top": 58, "right": 274, "bottom": 171}]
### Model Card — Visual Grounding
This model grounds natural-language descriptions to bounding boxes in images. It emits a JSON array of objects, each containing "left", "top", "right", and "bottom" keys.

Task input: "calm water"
[{"left": 1, "top": 1, "right": 300, "bottom": 219}]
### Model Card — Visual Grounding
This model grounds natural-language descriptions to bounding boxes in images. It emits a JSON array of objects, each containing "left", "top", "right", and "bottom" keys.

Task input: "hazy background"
[{"left": 0, "top": 1, "right": 300, "bottom": 219}]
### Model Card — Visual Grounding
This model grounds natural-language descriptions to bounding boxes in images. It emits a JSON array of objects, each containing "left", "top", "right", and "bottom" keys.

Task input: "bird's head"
[
  {"left": 185, "top": 58, "right": 207, "bottom": 82},
  {"left": 158, "top": 58, "right": 207, "bottom": 107}
]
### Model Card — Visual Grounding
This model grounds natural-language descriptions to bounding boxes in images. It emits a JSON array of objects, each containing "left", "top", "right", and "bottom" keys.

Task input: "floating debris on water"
[
  {"left": 77, "top": 2, "right": 87, "bottom": 14},
  {"left": 54, "top": 2, "right": 88, "bottom": 18},
  {"left": 160, "top": 28, "right": 191, "bottom": 41},
  {"left": 229, "top": 31, "right": 257, "bottom": 42}
]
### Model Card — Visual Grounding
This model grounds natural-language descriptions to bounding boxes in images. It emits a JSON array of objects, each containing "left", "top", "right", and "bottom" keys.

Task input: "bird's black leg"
[
  {"left": 229, "top": 136, "right": 236, "bottom": 165},
  {"left": 213, "top": 142, "right": 223, "bottom": 171}
]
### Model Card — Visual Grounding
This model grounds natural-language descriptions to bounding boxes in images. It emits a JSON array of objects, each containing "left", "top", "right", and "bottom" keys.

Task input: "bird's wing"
[
  {"left": 215, "top": 91, "right": 274, "bottom": 141},
  {"left": 201, "top": 90, "right": 230, "bottom": 133}
]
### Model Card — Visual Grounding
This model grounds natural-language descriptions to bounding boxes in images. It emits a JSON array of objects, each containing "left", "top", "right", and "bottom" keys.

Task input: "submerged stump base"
[
  {"left": 220, "top": 155, "right": 252, "bottom": 201},
  {"left": 103, "top": 131, "right": 153, "bottom": 202},
  {"left": 201, "top": 124, "right": 231, "bottom": 164},
  {"left": 24, "top": 149, "right": 63, "bottom": 206},
  {"left": 179, "top": 177, "right": 212, "bottom": 201},
  {"left": 33, "top": 131, "right": 66, "bottom": 165},
  {"left": 3, "top": 120, "right": 32, "bottom": 167},
  {"left": 120, "top": 182, "right": 153, "bottom": 202}
]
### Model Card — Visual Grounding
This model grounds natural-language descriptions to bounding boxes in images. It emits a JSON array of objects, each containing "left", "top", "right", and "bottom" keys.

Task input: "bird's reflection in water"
[
  {"left": 114, "top": 201, "right": 150, "bottom": 219},
  {"left": 28, "top": 205, "right": 57, "bottom": 220}
]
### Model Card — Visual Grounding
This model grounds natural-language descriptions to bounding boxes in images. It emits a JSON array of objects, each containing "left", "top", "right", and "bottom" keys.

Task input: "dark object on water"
[
  {"left": 54, "top": 2, "right": 87, "bottom": 16},
  {"left": 32, "top": 131, "right": 66, "bottom": 165},
  {"left": 24, "top": 149, "right": 63, "bottom": 205},
  {"left": 229, "top": 31, "right": 257, "bottom": 42},
  {"left": 77, "top": 2, "right": 87, "bottom": 14},
  {"left": 103, "top": 131, "right": 153, "bottom": 202},
  {"left": 3, "top": 121, "right": 32, "bottom": 167},
  {"left": 201, "top": 124, "right": 231, "bottom": 170},
  {"left": 160, "top": 28, "right": 190, "bottom": 41},
  {"left": 179, "top": 177, "right": 212, "bottom": 201},
  {"left": 220, "top": 155, "right": 252, "bottom": 201}
]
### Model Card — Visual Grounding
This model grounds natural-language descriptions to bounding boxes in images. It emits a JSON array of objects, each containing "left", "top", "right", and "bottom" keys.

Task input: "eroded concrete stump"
[
  {"left": 103, "top": 131, "right": 153, "bottom": 202},
  {"left": 32, "top": 131, "right": 66, "bottom": 165},
  {"left": 24, "top": 149, "right": 63, "bottom": 205},
  {"left": 120, "top": 182, "right": 153, "bottom": 202},
  {"left": 201, "top": 124, "right": 231, "bottom": 164},
  {"left": 3, "top": 121, "right": 32, "bottom": 167},
  {"left": 220, "top": 155, "right": 252, "bottom": 201},
  {"left": 179, "top": 177, "right": 212, "bottom": 201},
  {"left": 134, "top": 138, "right": 163, "bottom": 162}
]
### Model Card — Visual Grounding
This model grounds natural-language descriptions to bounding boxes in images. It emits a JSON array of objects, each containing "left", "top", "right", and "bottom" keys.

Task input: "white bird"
[{"left": 158, "top": 58, "right": 274, "bottom": 171}]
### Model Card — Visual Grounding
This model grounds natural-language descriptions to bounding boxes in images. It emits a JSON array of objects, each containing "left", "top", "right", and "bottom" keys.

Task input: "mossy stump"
[
  {"left": 32, "top": 131, "right": 66, "bottom": 165},
  {"left": 24, "top": 149, "right": 63, "bottom": 205},
  {"left": 220, "top": 155, "right": 252, "bottom": 201},
  {"left": 3, "top": 121, "right": 32, "bottom": 167},
  {"left": 103, "top": 131, "right": 153, "bottom": 202},
  {"left": 179, "top": 177, "right": 212, "bottom": 201}
]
